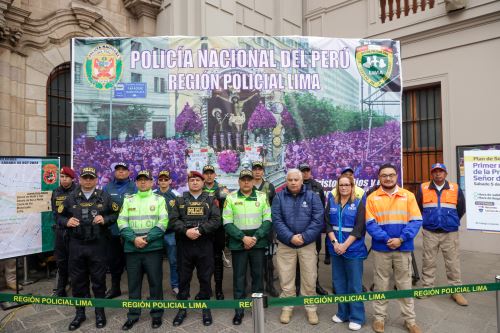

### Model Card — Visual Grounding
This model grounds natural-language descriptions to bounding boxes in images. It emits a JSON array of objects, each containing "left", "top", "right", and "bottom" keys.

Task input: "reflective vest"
[
  {"left": 326, "top": 194, "right": 367, "bottom": 259},
  {"left": 223, "top": 190, "right": 271, "bottom": 230},
  {"left": 421, "top": 181, "right": 460, "bottom": 232}
]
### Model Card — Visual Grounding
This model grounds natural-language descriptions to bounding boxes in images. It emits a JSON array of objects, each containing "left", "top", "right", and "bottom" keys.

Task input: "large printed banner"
[
  {"left": 0, "top": 157, "right": 60, "bottom": 259},
  {"left": 72, "top": 37, "right": 402, "bottom": 191},
  {"left": 464, "top": 150, "right": 500, "bottom": 232}
]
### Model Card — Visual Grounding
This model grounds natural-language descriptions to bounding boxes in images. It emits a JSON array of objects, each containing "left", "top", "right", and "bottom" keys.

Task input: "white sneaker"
[
  {"left": 349, "top": 322, "right": 362, "bottom": 331},
  {"left": 172, "top": 287, "right": 179, "bottom": 295},
  {"left": 332, "top": 315, "right": 344, "bottom": 323}
]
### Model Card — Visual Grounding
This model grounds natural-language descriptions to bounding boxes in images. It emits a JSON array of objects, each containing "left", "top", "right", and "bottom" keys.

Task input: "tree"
[{"left": 99, "top": 104, "right": 153, "bottom": 138}]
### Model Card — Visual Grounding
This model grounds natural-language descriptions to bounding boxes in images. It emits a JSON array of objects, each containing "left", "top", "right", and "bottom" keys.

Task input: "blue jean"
[
  {"left": 164, "top": 233, "right": 179, "bottom": 289},
  {"left": 331, "top": 255, "right": 365, "bottom": 325}
]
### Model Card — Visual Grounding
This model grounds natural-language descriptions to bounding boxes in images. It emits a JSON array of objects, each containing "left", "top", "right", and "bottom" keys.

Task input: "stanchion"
[
  {"left": 496, "top": 275, "right": 500, "bottom": 333},
  {"left": 252, "top": 293, "right": 265, "bottom": 333}
]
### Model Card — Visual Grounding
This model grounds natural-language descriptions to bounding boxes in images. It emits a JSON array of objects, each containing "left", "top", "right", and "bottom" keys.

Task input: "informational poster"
[
  {"left": 464, "top": 150, "right": 500, "bottom": 232},
  {"left": 0, "top": 157, "right": 60, "bottom": 259},
  {"left": 72, "top": 37, "right": 402, "bottom": 191}
]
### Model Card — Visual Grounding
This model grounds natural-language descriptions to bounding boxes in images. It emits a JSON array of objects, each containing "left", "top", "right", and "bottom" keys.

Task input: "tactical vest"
[
  {"left": 69, "top": 190, "right": 108, "bottom": 242},
  {"left": 177, "top": 192, "right": 214, "bottom": 230}
]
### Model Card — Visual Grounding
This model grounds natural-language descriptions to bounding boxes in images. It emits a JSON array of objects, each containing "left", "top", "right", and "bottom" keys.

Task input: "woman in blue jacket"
[{"left": 326, "top": 174, "right": 367, "bottom": 331}]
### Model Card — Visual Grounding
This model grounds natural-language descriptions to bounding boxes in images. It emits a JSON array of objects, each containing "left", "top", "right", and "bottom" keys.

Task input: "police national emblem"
[
  {"left": 255, "top": 201, "right": 260, "bottom": 207},
  {"left": 150, "top": 205, "right": 156, "bottom": 212},
  {"left": 169, "top": 200, "right": 176, "bottom": 207},
  {"left": 84, "top": 44, "right": 123, "bottom": 90},
  {"left": 57, "top": 204, "right": 64, "bottom": 214},
  {"left": 112, "top": 202, "right": 119, "bottom": 212}
]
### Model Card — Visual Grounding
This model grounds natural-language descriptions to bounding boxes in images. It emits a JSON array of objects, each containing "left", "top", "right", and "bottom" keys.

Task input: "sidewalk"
[{"left": 1, "top": 236, "right": 498, "bottom": 332}]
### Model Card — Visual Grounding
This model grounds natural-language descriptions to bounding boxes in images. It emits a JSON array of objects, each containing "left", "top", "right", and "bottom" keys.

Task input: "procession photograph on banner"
[{"left": 72, "top": 36, "right": 402, "bottom": 191}]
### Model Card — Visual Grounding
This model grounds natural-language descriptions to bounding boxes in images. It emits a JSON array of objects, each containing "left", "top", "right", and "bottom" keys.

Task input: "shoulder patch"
[
  {"left": 112, "top": 202, "right": 119, "bottom": 212},
  {"left": 169, "top": 199, "right": 176, "bottom": 207},
  {"left": 57, "top": 205, "right": 64, "bottom": 213}
]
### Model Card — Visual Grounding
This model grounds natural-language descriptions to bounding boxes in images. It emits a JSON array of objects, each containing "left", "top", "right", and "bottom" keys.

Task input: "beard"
[{"left": 381, "top": 182, "right": 397, "bottom": 191}]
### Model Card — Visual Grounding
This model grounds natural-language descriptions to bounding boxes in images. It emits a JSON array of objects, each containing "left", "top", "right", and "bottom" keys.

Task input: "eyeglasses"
[
  {"left": 380, "top": 174, "right": 397, "bottom": 179},
  {"left": 158, "top": 178, "right": 170, "bottom": 182},
  {"left": 339, "top": 184, "right": 352, "bottom": 187}
]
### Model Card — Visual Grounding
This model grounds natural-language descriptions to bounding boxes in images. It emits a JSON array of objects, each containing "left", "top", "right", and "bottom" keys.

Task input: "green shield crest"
[{"left": 355, "top": 44, "right": 394, "bottom": 88}]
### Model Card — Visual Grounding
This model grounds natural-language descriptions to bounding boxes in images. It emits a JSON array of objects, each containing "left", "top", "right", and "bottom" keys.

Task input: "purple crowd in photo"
[
  {"left": 284, "top": 121, "right": 401, "bottom": 189},
  {"left": 72, "top": 121, "right": 400, "bottom": 191}
]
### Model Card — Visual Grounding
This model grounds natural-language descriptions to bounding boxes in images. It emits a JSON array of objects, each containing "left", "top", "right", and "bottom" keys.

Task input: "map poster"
[
  {"left": 464, "top": 150, "right": 500, "bottom": 232},
  {"left": 0, "top": 157, "right": 60, "bottom": 259}
]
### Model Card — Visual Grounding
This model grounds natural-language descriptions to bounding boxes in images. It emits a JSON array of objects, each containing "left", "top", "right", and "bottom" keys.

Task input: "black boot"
[
  {"left": 232, "top": 309, "right": 244, "bottom": 325},
  {"left": 202, "top": 309, "right": 212, "bottom": 326},
  {"left": 69, "top": 308, "right": 86, "bottom": 331},
  {"left": 173, "top": 309, "right": 187, "bottom": 326},
  {"left": 95, "top": 308, "right": 106, "bottom": 328},
  {"left": 105, "top": 281, "right": 121, "bottom": 299}
]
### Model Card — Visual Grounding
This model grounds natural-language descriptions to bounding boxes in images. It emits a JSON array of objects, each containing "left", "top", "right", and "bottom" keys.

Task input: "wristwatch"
[{"left": 331, "top": 239, "right": 337, "bottom": 245}]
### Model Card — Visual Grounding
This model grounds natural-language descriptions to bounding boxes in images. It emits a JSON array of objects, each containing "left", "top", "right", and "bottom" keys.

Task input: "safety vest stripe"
[
  {"left": 440, "top": 203, "right": 457, "bottom": 209},
  {"left": 117, "top": 222, "right": 129, "bottom": 230},
  {"left": 409, "top": 215, "right": 422, "bottom": 221},
  {"left": 233, "top": 212, "right": 262, "bottom": 220},
  {"left": 377, "top": 219, "right": 408, "bottom": 225},
  {"left": 375, "top": 210, "right": 408, "bottom": 216},
  {"left": 128, "top": 215, "right": 161, "bottom": 221},
  {"left": 155, "top": 223, "right": 166, "bottom": 232},
  {"left": 332, "top": 226, "right": 353, "bottom": 232},
  {"left": 238, "top": 224, "right": 264, "bottom": 230},
  {"left": 423, "top": 203, "right": 438, "bottom": 208}
]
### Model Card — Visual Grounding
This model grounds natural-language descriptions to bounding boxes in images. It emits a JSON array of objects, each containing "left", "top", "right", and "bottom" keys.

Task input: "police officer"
[
  {"left": 58, "top": 166, "right": 119, "bottom": 331},
  {"left": 51, "top": 166, "right": 76, "bottom": 297},
  {"left": 171, "top": 171, "right": 221, "bottom": 327},
  {"left": 118, "top": 170, "right": 169, "bottom": 330},
  {"left": 298, "top": 163, "right": 328, "bottom": 295},
  {"left": 103, "top": 162, "right": 137, "bottom": 299},
  {"left": 251, "top": 160, "right": 279, "bottom": 297},
  {"left": 202, "top": 164, "right": 229, "bottom": 300},
  {"left": 153, "top": 170, "right": 180, "bottom": 295},
  {"left": 224, "top": 169, "right": 272, "bottom": 325}
]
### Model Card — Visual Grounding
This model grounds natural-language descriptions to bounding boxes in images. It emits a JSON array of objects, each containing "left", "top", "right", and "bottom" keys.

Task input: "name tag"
[{"left": 187, "top": 207, "right": 204, "bottom": 216}]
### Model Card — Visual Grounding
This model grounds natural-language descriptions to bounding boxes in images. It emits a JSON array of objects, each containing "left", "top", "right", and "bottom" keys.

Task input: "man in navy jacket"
[{"left": 272, "top": 169, "right": 324, "bottom": 325}]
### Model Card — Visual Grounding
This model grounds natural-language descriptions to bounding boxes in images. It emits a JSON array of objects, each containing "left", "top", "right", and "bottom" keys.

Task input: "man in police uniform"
[
  {"left": 170, "top": 171, "right": 221, "bottom": 327},
  {"left": 118, "top": 170, "right": 169, "bottom": 330},
  {"left": 416, "top": 163, "right": 467, "bottom": 306},
  {"left": 103, "top": 162, "right": 137, "bottom": 299},
  {"left": 252, "top": 160, "right": 279, "bottom": 297},
  {"left": 57, "top": 166, "right": 119, "bottom": 331},
  {"left": 224, "top": 169, "right": 272, "bottom": 325},
  {"left": 202, "top": 164, "right": 229, "bottom": 300},
  {"left": 51, "top": 166, "right": 76, "bottom": 297}
]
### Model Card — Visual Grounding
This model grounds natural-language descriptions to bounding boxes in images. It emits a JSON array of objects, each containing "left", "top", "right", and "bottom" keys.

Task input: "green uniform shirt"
[
  {"left": 117, "top": 189, "right": 169, "bottom": 253},
  {"left": 223, "top": 189, "right": 272, "bottom": 250}
]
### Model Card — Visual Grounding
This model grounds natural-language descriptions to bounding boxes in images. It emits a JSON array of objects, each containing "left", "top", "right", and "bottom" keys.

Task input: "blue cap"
[
  {"left": 341, "top": 166, "right": 354, "bottom": 174},
  {"left": 431, "top": 163, "right": 447, "bottom": 172}
]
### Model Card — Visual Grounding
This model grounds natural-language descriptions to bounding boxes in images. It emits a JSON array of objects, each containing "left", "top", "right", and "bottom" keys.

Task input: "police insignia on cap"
[
  {"left": 112, "top": 202, "right": 119, "bottom": 212},
  {"left": 169, "top": 200, "right": 176, "bottom": 207}
]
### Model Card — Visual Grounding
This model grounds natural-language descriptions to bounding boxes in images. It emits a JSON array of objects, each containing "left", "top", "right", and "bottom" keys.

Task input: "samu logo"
[{"left": 84, "top": 44, "right": 123, "bottom": 90}]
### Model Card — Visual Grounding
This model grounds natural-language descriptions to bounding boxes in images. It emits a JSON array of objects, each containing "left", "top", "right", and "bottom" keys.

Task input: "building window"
[
  {"left": 160, "top": 78, "right": 166, "bottom": 93},
  {"left": 131, "top": 72, "right": 142, "bottom": 82},
  {"left": 74, "top": 62, "right": 82, "bottom": 84},
  {"left": 47, "top": 63, "right": 72, "bottom": 167},
  {"left": 154, "top": 77, "right": 166, "bottom": 93},
  {"left": 154, "top": 77, "right": 159, "bottom": 93},
  {"left": 402, "top": 85, "right": 443, "bottom": 194}
]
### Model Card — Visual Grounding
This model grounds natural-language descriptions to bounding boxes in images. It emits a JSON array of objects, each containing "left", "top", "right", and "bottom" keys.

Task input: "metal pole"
[
  {"left": 496, "top": 275, "right": 500, "bottom": 333},
  {"left": 109, "top": 88, "right": 113, "bottom": 148},
  {"left": 252, "top": 293, "right": 265, "bottom": 333}
]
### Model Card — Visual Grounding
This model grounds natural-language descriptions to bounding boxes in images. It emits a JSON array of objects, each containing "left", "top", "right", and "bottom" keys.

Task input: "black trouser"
[
  {"left": 54, "top": 228, "right": 69, "bottom": 292},
  {"left": 69, "top": 237, "right": 107, "bottom": 314},
  {"left": 232, "top": 249, "right": 265, "bottom": 303},
  {"left": 125, "top": 250, "right": 164, "bottom": 320},
  {"left": 107, "top": 236, "right": 125, "bottom": 286},
  {"left": 213, "top": 226, "right": 225, "bottom": 292},
  {"left": 177, "top": 238, "right": 214, "bottom": 300}
]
